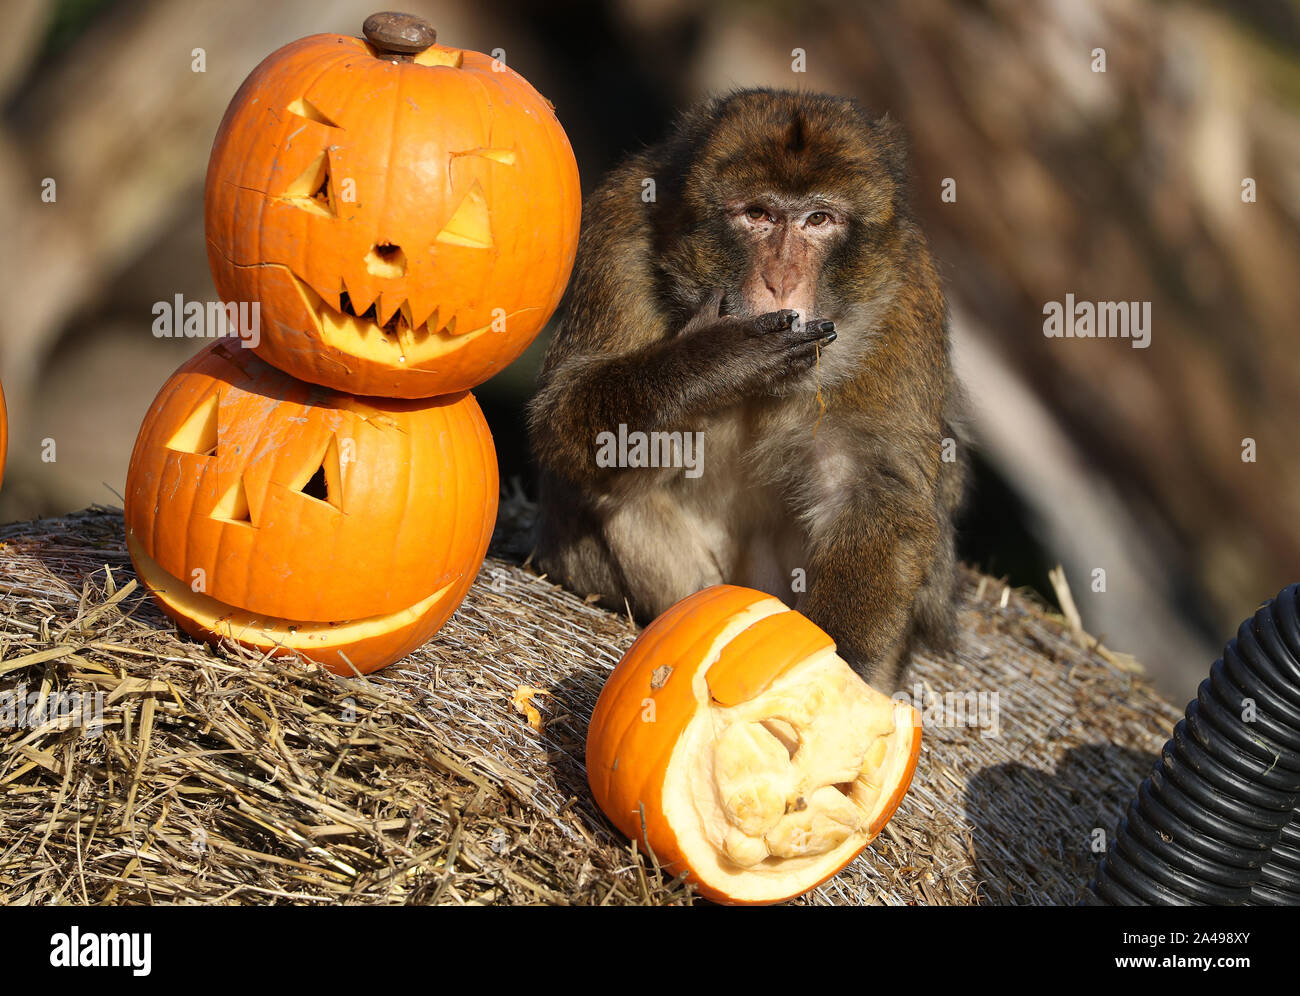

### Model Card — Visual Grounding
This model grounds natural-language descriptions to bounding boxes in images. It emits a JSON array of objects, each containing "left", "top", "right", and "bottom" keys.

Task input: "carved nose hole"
[{"left": 365, "top": 242, "right": 407, "bottom": 278}]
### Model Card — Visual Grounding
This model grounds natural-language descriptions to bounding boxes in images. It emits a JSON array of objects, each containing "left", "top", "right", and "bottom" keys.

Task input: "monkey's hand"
[{"left": 682, "top": 289, "right": 836, "bottom": 395}]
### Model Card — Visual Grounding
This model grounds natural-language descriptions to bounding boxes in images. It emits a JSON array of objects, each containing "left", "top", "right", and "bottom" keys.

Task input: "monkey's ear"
[{"left": 868, "top": 112, "right": 912, "bottom": 189}]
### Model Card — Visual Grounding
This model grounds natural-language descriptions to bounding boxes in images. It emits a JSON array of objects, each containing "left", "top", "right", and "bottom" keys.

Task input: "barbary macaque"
[{"left": 528, "top": 89, "right": 967, "bottom": 691}]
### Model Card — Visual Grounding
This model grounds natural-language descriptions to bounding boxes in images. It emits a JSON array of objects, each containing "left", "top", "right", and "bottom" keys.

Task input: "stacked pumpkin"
[{"left": 125, "top": 13, "right": 580, "bottom": 675}]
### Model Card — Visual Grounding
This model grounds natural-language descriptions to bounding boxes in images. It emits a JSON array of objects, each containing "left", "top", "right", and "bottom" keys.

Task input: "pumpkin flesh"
[{"left": 666, "top": 650, "right": 920, "bottom": 902}]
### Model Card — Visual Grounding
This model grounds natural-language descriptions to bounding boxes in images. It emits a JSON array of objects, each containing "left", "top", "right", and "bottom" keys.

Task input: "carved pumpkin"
[
  {"left": 124, "top": 340, "right": 497, "bottom": 674},
  {"left": 587, "top": 585, "right": 922, "bottom": 904},
  {"left": 204, "top": 15, "right": 581, "bottom": 398}
]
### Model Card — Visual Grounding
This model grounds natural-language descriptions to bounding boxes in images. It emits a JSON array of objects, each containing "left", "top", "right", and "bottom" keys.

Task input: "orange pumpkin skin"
[
  {"left": 138, "top": 570, "right": 477, "bottom": 677},
  {"left": 204, "top": 32, "right": 581, "bottom": 398},
  {"left": 587, "top": 586, "right": 923, "bottom": 905},
  {"left": 124, "top": 340, "right": 497, "bottom": 674},
  {"left": 0, "top": 376, "right": 7, "bottom": 494}
]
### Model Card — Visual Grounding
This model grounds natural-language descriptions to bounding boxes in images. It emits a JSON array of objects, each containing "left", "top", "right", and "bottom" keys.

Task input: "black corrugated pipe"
[
  {"left": 1091, "top": 583, "right": 1300, "bottom": 905},
  {"left": 1251, "top": 810, "right": 1300, "bottom": 904}
]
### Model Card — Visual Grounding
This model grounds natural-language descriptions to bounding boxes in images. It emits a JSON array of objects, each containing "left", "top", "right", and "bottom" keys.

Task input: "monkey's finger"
[
  {"left": 792, "top": 319, "right": 836, "bottom": 343},
  {"left": 786, "top": 340, "right": 830, "bottom": 372},
  {"left": 752, "top": 309, "right": 801, "bottom": 334}
]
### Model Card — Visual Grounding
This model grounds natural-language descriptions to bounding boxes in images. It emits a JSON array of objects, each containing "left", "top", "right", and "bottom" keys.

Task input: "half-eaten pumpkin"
[{"left": 587, "top": 585, "right": 922, "bottom": 904}]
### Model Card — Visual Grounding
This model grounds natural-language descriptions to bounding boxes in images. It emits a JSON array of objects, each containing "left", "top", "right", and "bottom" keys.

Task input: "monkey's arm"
[{"left": 529, "top": 302, "right": 833, "bottom": 490}]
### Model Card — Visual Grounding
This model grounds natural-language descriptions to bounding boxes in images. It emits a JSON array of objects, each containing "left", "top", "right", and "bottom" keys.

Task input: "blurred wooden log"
[{"left": 0, "top": 0, "right": 48, "bottom": 100}]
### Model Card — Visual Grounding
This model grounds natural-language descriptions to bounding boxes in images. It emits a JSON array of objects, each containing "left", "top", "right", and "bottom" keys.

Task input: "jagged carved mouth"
[
  {"left": 269, "top": 267, "right": 503, "bottom": 365},
  {"left": 223, "top": 257, "right": 540, "bottom": 366}
]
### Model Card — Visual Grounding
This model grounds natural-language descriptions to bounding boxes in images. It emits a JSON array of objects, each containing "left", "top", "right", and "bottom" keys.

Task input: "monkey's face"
[
  {"left": 678, "top": 90, "right": 907, "bottom": 325},
  {"left": 724, "top": 193, "right": 851, "bottom": 318}
]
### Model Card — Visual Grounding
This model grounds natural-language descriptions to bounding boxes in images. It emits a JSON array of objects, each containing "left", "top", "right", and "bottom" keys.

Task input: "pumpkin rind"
[
  {"left": 128, "top": 532, "right": 472, "bottom": 675},
  {"left": 204, "top": 33, "right": 581, "bottom": 398},
  {"left": 124, "top": 340, "right": 497, "bottom": 672},
  {"left": 586, "top": 585, "right": 922, "bottom": 904}
]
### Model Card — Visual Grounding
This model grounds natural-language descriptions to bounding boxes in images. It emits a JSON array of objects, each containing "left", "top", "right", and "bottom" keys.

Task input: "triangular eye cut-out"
[
  {"left": 286, "top": 97, "right": 342, "bottom": 129},
  {"left": 167, "top": 394, "right": 219, "bottom": 456},
  {"left": 293, "top": 435, "right": 344, "bottom": 510},
  {"left": 435, "top": 180, "right": 492, "bottom": 248},
  {"left": 212, "top": 477, "right": 252, "bottom": 524},
  {"left": 301, "top": 464, "right": 329, "bottom": 502},
  {"left": 281, "top": 152, "right": 335, "bottom": 217}
]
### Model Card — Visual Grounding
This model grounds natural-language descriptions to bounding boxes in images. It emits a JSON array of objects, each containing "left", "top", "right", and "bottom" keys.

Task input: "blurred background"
[{"left": 1, "top": 0, "right": 1298, "bottom": 701}]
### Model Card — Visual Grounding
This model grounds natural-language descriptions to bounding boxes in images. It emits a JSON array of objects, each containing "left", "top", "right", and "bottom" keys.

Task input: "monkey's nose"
[{"left": 759, "top": 269, "right": 812, "bottom": 313}]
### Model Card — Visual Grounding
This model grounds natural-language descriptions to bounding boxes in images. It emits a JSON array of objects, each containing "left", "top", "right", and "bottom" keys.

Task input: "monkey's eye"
[
  {"left": 806, "top": 211, "right": 831, "bottom": 227},
  {"left": 745, "top": 206, "right": 767, "bottom": 221}
]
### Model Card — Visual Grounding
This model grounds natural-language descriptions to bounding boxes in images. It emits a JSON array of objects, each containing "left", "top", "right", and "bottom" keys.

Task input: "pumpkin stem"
[{"left": 362, "top": 11, "right": 436, "bottom": 61}]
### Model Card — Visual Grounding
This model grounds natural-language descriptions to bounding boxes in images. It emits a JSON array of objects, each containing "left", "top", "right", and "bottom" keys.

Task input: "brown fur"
[{"left": 528, "top": 89, "right": 967, "bottom": 691}]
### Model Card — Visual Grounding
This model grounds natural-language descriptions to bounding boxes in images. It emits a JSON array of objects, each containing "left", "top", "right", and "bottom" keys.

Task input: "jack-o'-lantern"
[
  {"left": 204, "top": 12, "right": 581, "bottom": 398},
  {"left": 587, "top": 585, "right": 922, "bottom": 904},
  {"left": 124, "top": 339, "right": 497, "bottom": 674}
]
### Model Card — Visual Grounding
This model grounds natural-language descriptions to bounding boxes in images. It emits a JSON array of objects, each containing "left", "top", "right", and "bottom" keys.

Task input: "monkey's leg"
[
  {"left": 906, "top": 420, "right": 968, "bottom": 653},
  {"left": 908, "top": 501, "right": 960, "bottom": 652},
  {"left": 602, "top": 488, "right": 729, "bottom": 619},
  {"left": 533, "top": 480, "right": 626, "bottom": 608},
  {"left": 535, "top": 476, "right": 728, "bottom": 621},
  {"left": 803, "top": 489, "right": 941, "bottom": 692}
]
